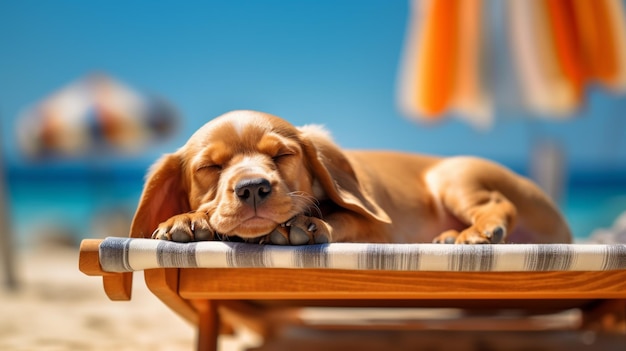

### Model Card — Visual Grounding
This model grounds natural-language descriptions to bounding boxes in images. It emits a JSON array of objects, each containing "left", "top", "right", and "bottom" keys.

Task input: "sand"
[{"left": 0, "top": 245, "right": 256, "bottom": 351}]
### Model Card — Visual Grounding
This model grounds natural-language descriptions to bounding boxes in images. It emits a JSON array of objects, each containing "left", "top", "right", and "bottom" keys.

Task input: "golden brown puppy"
[{"left": 130, "top": 110, "right": 571, "bottom": 245}]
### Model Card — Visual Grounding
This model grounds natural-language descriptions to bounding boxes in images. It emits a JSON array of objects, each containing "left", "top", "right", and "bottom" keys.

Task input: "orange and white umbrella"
[{"left": 397, "top": 0, "right": 626, "bottom": 129}]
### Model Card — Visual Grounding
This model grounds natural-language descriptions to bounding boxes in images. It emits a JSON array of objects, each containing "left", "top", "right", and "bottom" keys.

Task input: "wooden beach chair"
[{"left": 79, "top": 237, "right": 626, "bottom": 350}]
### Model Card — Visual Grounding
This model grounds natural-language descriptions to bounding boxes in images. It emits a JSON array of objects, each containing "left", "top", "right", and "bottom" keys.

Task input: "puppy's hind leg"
[{"left": 434, "top": 189, "right": 517, "bottom": 244}]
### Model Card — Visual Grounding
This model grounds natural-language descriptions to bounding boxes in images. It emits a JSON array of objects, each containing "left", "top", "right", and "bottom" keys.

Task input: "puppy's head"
[{"left": 130, "top": 110, "right": 389, "bottom": 240}]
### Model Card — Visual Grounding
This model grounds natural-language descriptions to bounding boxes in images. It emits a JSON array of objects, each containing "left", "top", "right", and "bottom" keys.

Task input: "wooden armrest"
[
  {"left": 79, "top": 239, "right": 105, "bottom": 275},
  {"left": 79, "top": 239, "right": 133, "bottom": 301}
]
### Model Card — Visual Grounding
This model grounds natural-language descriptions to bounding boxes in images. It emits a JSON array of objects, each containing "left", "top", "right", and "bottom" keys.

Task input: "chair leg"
[
  {"left": 582, "top": 299, "right": 626, "bottom": 333},
  {"left": 196, "top": 300, "right": 220, "bottom": 351}
]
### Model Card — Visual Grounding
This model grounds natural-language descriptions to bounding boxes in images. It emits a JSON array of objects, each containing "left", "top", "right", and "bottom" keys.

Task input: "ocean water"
[
  {"left": 4, "top": 177, "right": 626, "bottom": 247},
  {"left": 5, "top": 177, "right": 143, "bottom": 247}
]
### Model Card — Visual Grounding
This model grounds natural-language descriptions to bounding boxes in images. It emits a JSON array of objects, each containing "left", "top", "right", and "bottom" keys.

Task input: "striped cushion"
[{"left": 98, "top": 237, "right": 626, "bottom": 273}]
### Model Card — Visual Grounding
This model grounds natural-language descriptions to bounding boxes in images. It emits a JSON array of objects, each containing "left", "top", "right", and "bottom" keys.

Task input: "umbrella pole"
[{"left": 0, "top": 134, "right": 18, "bottom": 290}]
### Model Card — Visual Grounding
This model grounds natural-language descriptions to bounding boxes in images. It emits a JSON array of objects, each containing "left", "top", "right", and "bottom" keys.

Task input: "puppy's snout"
[{"left": 235, "top": 178, "right": 272, "bottom": 207}]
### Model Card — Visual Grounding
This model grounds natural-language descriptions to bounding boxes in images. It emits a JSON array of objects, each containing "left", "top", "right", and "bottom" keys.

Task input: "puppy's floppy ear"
[
  {"left": 129, "top": 153, "right": 190, "bottom": 238},
  {"left": 299, "top": 126, "right": 391, "bottom": 224}
]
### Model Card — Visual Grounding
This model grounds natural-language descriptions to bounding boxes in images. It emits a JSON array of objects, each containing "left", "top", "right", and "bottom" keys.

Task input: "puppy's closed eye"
[
  {"left": 272, "top": 150, "right": 296, "bottom": 164},
  {"left": 196, "top": 164, "right": 223, "bottom": 172}
]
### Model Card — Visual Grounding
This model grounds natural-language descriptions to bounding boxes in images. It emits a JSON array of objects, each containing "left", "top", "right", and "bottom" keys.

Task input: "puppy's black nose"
[{"left": 235, "top": 178, "right": 272, "bottom": 208}]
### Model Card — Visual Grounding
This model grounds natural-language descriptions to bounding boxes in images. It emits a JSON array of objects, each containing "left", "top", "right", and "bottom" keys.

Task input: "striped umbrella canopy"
[
  {"left": 16, "top": 73, "right": 178, "bottom": 158},
  {"left": 397, "top": 0, "right": 626, "bottom": 129}
]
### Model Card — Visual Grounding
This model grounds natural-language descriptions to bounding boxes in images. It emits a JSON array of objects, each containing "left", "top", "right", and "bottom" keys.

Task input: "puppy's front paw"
[
  {"left": 434, "top": 224, "right": 506, "bottom": 245},
  {"left": 433, "top": 230, "right": 460, "bottom": 244},
  {"left": 152, "top": 212, "right": 214, "bottom": 242},
  {"left": 263, "top": 215, "right": 331, "bottom": 245}
]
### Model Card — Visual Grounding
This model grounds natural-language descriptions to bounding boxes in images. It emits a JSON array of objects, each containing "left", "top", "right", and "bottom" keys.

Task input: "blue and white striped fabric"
[{"left": 98, "top": 237, "right": 626, "bottom": 273}]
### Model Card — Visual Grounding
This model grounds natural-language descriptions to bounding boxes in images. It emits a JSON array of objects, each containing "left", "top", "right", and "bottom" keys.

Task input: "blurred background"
[{"left": 1, "top": 0, "right": 625, "bottom": 256}]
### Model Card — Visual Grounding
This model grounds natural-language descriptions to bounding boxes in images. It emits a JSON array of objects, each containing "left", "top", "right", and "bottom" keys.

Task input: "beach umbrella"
[
  {"left": 396, "top": 0, "right": 626, "bottom": 203},
  {"left": 16, "top": 73, "right": 177, "bottom": 158},
  {"left": 397, "top": 0, "right": 626, "bottom": 129}
]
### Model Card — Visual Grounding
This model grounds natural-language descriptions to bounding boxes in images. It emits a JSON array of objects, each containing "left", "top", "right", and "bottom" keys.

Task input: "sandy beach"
[{"left": 0, "top": 244, "right": 256, "bottom": 351}]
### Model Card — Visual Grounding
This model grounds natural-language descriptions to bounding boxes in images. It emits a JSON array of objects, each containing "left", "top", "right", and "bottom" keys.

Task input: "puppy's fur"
[{"left": 130, "top": 110, "right": 571, "bottom": 245}]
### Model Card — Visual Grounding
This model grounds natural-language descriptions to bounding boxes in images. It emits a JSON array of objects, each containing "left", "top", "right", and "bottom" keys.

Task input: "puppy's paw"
[
  {"left": 152, "top": 212, "right": 214, "bottom": 242},
  {"left": 457, "top": 223, "right": 506, "bottom": 244},
  {"left": 263, "top": 215, "right": 331, "bottom": 245},
  {"left": 434, "top": 224, "right": 506, "bottom": 245},
  {"left": 433, "top": 230, "right": 460, "bottom": 244}
]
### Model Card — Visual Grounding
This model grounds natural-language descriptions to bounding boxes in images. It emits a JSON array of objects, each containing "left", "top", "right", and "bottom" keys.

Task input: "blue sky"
[{"left": 1, "top": 0, "right": 625, "bottom": 178}]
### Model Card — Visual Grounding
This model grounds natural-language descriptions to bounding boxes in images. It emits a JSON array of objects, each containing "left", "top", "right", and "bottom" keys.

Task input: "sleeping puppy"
[{"left": 130, "top": 110, "right": 571, "bottom": 245}]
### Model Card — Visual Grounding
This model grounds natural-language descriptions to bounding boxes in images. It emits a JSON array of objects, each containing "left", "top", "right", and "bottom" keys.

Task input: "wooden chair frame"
[{"left": 79, "top": 239, "right": 626, "bottom": 350}]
